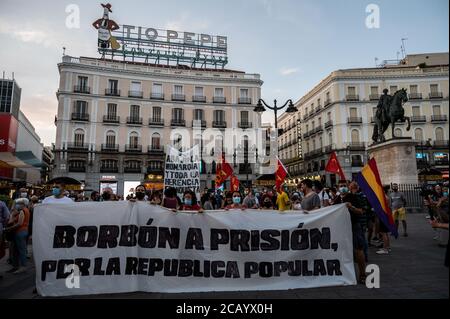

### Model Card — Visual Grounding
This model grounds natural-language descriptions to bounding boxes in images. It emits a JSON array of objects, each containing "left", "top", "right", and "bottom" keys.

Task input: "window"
[
  {"left": 305, "top": 107, "right": 308, "bottom": 116},
  {"left": 372, "top": 107, "right": 377, "bottom": 116},
  {"left": 350, "top": 107, "right": 357, "bottom": 118},
  {"left": 108, "top": 79, "right": 118, "bottom": 91},
  {"left": 312, "top": 139, "right": 316, "bottom": 150},
  {"left": 194, "top": 109, "right": 204, "bottom": 120},
  {"left": 327, "top": 112, "right": 331, "bottom": 121},
  {"left": 347, "top": 86, "right": 356, "bottom": 95},
  {"left": 172, "top": 108, "right": 184, "bottom": 120},
  {"left": 318, "top": 117, "right": 322, "bottom": 126},
  {"left": 125, "top": 160, "right": 141, "bottom": 169},
  {"left": 370, "top": 86, "right": 378, "bottom": 95},
  {"left": 414, "top": 128, "right": 423, "bottom": 141},
  {"left": 306, "top": 142, "right": 310, "bottom": 153},
  {"left": 214, "top": 88, "right": 224, "bottom": 97},
  {"left": 131, "top": 81, "right": 141, "bottom": 91},
  {"left": 214, "top": 110, "right": 225, "bottom": 122},
  {"left": 74, "top": 101, "right": 87, "bottom": 114},
  {"left": 435, "top": 127, "right": 445, "bottom": 141},
  {"left": 319, "top": 136, "right": 323, "bottom": 149},
  {"left": 412, "top": 106, "right": 420, "bottom": 117},
  {"left": 74, "top": 129, "right": 84, "bottom": 146},
  {"left": 241, "top": 111, "right": 249, "bottom": 123},
  {"left": 395, "top": 128, "right": 402, "bottom": 137},
  {"left": 107, "top": 103, "right": 117, "bottom": 119},
  {"left": 351, "top": 129, "right": 360, "bottom": 143},
  {"left": 410, "top": 85, "right": 418, "bottom": 94},
  {"left": 390, "top": 85, "right": 398, "bottom": 93},
  {"left": 106, "top": 131, "right": 116, "bottom": 146},
  {"left": 326, "top": 92, "right": 330, "bottom": 101},
  {"left": 152, "top": 83, "right": 163, "bottom": 94},
  {"left": 152, "top": 107, "right": 161, "bottom": 120},
  {"left": 101, "top": 159, "right": 118, "bottom": 169},
  {"left": 433, "top": 105, "right": 441, "bottom": 116},
  {"left": 77, "top": 76, "right": 88, "bottom": 90},
  {"left": 430, "top": 84, "right": 439, "bottom": 94},
  {"left": 195, "top": 87, "right": 203, "bottom": 96},
  {"left": 130, "top": 105, "right": 140, "bottom": 118},
  {"left": 240, "top": 88, "right": 249, "bottom": 98},
  {"left": 174, "top": 85, "right": 183, "bottom": 94},
  {"left": 129, "top": 132, "right": 139, "bottom": 147},
  {"left": 317, "top": 98, "right": 321, "bottom": 106},
  {"left": 312, "top": 121, "right": 315, "bottom": 129},
  {"left": 148, "top": 161, "right": 163, "bottom": 171},
  {"left": 151, "top": 133, "right": 161, "bottom": 149},
  {"left": 328, "top": 132, "right": 333, "bottom": 145}
]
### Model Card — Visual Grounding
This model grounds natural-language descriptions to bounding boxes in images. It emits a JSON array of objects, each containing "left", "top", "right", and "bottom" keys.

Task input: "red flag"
[
  {"left": 215, "top": 153, "right": 234, "bottom": 187},
  {"left": 275, "top": 159, "right": 288, "bottom": 191},
  {"left": 325, "top": 151, "right": 346, "bottom": 181},
  {"left": 230, "top": 175, "right": 240, "bottom": 192}
]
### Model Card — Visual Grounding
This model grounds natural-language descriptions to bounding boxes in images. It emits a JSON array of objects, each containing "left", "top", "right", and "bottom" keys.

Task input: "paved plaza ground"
[{"left": 0, "top": 212, "right": 448, "bottom": 299}]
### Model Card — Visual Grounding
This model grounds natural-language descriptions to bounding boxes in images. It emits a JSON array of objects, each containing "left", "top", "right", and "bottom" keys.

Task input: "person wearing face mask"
[
  {"left": 133, "top": 185, "right": 147, "bottom": 202},
  {"left": 224, "top": 191, "right": 245, "bottom": 210},
  {"left": 276, "top": 185, "right": 291, "bottom": 212},
  {"left": 389, "top": 183, "right": 408, "bottom": 237},
  {"left": 4, "top": 198, "right": 30, "bottom": 274},
  {"left": 260, "top": 195, "right": 274, "bottom": 210},
  {"left": 291, "top": 193, "right": 302, "bottom": 211},
  {"left": 243, "top": 188, "right": 258, "bottom": 209},
  {"left": 42, "top": 183, "right": 73, "bottom": 204},
  {"left": 180, "top": 190, "right": 203, "bottom": 212}
]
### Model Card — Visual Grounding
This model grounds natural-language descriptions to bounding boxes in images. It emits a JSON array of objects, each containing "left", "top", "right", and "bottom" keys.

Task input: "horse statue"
[{"left": 372, "top": 88, "right": 411, "bottom": 143}]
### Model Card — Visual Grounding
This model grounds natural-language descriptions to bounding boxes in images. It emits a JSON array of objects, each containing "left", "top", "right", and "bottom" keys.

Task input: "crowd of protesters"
[{"left": 0, "top": 179, "right": 448, "bottom": 280}]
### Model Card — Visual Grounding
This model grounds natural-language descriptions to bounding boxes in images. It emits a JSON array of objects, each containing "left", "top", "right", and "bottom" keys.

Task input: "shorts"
[
  {"left": 393, "top": 207, "right": 406, "bottom": 221},
  {"left": 352, "top": 224, "right": 365, "bottom": 250},
  {"left": 379, "top": 220, "right": 389, "bottom": 233}
]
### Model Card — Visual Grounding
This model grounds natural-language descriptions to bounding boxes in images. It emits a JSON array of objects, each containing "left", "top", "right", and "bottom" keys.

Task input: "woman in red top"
[
  {"left": 224, "top": 191, "right": 246, "bottom": 210},
  {"left": 162, "top": 187, "right": 180, "bottom": 211},
  {"left": 180, "top": 190, "right": 203, "bottom": 213}
]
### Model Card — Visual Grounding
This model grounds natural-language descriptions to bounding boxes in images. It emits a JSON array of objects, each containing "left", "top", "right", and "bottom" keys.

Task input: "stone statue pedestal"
[{"left": 367, "top": 138, "right": 418, "bottom": 184}]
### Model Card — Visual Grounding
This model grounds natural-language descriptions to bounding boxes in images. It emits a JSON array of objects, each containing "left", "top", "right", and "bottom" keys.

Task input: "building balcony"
[
  {"left": 192, "top": 95, "right": 206, "bottom": 103},
  {"left": 303, "top": 132, "right": 310, "bottom": 139},
  {"left": 431, "top": 115, "right": 448, "bottom": 122},
  {"left": 103, "top": 115, "right": 120, "bottom": 124},
  {"left": 238, "top": 122, "right": 253, "bottom": 129},
  {"left": 212, "top": 121, "right": 227, "bottom": 128},
  {"left": 429, "top": 92, "right": 443, "bottom": 99},
  {"left": 171, "top": 119, "right": 186, "bottom": 127},
  {"left": 315, "top": 106, "right": 322, "bottom": 113},
  {"left": 347, "top": 142, "right": 366, "bottom": 151},
  {"left": 172, "top": 94, "right": 186, "bottom": 101},
  {"left": 192, "top": 120, "right": 206, "bottom": 128},
  {"left": 125, "top": 144, "right": 142, "bottom": 153},
  {"left": 238, "top": 97, "right": 252, "bottom": 104},
  {"left": 66, "top": 143, "right": 90, "bottom": 151},
  {"left": 150, "top": 92, "right": 164, "bottom": 100},
  {"left": 73, "top": 85, "right": 90, "bottom": 94},
  {"left": 303, "top": 115, "right": 308, "bottom": 121},
  {"left": 128, "top": 90, "right": 143, "bottom": 98},
  {"left": 105, "top": 89, "right": 120, "bottom": 96},
  {"left": 369, "top": 94, "right": 380, "bottom": 101},
  {"left": 324, "top": 120, "right": 333, "bottom": 129},
  {"left": 124, "top": 167, "right": 142, "bottom": 173},
  {"left": 101, "top": 144, "right": 119, "bottom": 152},
  {"left": 408, "top": 93, "right": 422, "bottom": 100},
  {"left": 410, "top": 116, "right": 426, "bottom": 122},
  {"left": 347, "top": 117, "right": 363, "bottom": 124},
  {"left": 68, "top": 166, "right": 86, "bottom": 172},
  {"left": 324, "top": 99, "right": 332, "bottom": 107},
  {"left": 314, "top": 125, "right": 323, "bottom": 134},
  {"left": 213, "top": 96, "right": 226, "bottom": 104},
  {"left": 324, "top": 144, "right": 336, "bottom": 153},
  {"left": 100, "top": 167, "right": 118, "bottom": 173},
  {"left": 149, "top": 118, "right": 164, "bottom": 126},
  {"left": 126, "top": 117, "right": 143, "bottom": 125},
  {"left": 370, "top": 117, "right": 376, "bottom": 123},
  {"left": 434, "top": 140, "right": 449, "bottom": 148},
  {"left": 148, "top": 146, "right": 165, "bottom": 155},
  {"left": 346, "top": 94, "right": 360, "bottom": 101},
  {"left": 351, "top": 160, "right": 364, "bottom": 167},
  {"left": 71, "top": 113, "right": 89, "bottom": 121}
]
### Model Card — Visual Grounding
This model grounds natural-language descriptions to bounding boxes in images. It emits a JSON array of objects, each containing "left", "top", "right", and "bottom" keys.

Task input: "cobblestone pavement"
[{"left": 0, "top": 212, "right": 448, "bottom": 299}]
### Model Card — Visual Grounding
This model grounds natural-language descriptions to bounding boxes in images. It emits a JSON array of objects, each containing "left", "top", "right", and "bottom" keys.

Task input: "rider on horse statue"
[{"left": 376, "top": 88, "right": 391, "bottom": 124}]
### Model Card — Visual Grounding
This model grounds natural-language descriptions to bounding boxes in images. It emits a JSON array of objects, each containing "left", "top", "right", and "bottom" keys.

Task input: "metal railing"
[
  {"left": 410, "top": 116, "right": 426, "bottom": 122},
  {"left": 369, "top": 94, "right": 380, "bottom": 100},
  {"left": 192, "top": 120, "right": 206, "bottom": 127},
  {"left": 105, "top": 89, "right": 120, "bottom": 96},
  {"left": 101, "top": 144, "right": 119, "bottom": 152},
  {"left": 346, "top": 94, "right": 359, "bottom": 101},
  {"left": 172, "top": 94, "right": 186, "bottom": 101},
  {"left": 213, "top": 96, "right": 226, "bottom": 103},
  {"left": 347, "top": 142, "right": 366, "bottom": 150},
  {"left": 150, "top": 92, "right": 164, "bottom": 100},
  {"left": 429, "top": 92, "right": 443, "bottom": 99},
  {"left": 192, "top": 95, "right": 206, "bottom": 102},
  {"left": 71, "top": 113, "right": 89, "bottom": 121},
  {"left": 347, "top": 117, "right": 363, "bottom": 124},
  {"left": 408, "top": 93, "right": 422, "bottom": 100},
  {"left": 171, "top": 119, "right": 186, "bottom": 126},
  {"left": 66, "top": 142, "right": 89, "bottom": 150},
  {"left": 212, "top": 121, "right": 227, "bottom": 128},
  {"left": 128, "top": 90, "right": 143, "bottom": 98},
  {"left": 126, "top": 117, "right": 143, "bottom": 125},
  {"left": 149, "top": 118, "right": 164, "bottom": 126},
  {"left": 103, "top": 115, "right": 120, "bottom": 123},
  {"left": 238, "top": 97, "right": 252, "bottom": 104},
  {"left": 73, "top": 85, "right": 90, "bottom": 94},
  {"left": 148, "top": 146, "right": 164, "bottom": 154},
  {"left": 431, "top": 115, "right": 447, "bottom": 122},
  {"left": 238, "top": 122, "right": 253, "bottom": 128},
  {"left": 125, "top": 144, "right": 142, "bottom": 152}
]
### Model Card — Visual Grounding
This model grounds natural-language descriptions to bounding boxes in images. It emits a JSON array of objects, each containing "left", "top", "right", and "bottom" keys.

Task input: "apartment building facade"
[
  {"left": 53, "top": 55, "right": 263, "bottom": 195},
  {"left": 278, "top": 53, "right": 449, "bottom": 186}
]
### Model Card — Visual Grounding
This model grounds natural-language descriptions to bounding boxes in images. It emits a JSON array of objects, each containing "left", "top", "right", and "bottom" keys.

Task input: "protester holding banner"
[
  {"left": 134, "top": 185, "right": 148, "bottom": 202},
  {"left": 180, "top": 190, "right": 203, "bottom": 212},
  {"left": 243, "top": 188, "right": 259, "bottom": 209},
  {"left": 4, "top": 198, "right": 30, "bottom": 274},
  {"left": 42, "top": 183, "right": 73, "bottom": 204},
  {"left": 276, "top": 186, "right": 291, "bottom": 212},
  {"left": 162, "top": 187, "right": 180, "bottom": 211},
  {"left": 299, "top": 179, "right": 320, "bottom": 212},
  {"left": 260, "top": 195, "right": 274, "bottom": 210},
  {"left": 150, "top": 191, "right": 162, "bottom": 206},
  {"left": 224, "top": 191, "right": 245, "bottom": 210}
]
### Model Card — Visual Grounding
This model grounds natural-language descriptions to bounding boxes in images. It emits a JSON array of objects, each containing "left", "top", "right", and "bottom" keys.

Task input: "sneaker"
[
  {"left": 12, "top": 267, "right": 26, "bottom": 274},
  {"left": 433, "top": 235, "right": 439, "bottom": 240},
  {"left": 376, "top": 248, "right": 389, "bottom": 255}
]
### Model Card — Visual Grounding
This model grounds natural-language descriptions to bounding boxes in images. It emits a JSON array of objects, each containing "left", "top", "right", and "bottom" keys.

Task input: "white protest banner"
[
  {"left": 33, "top": 202, "right": 356, "bottom": 296},
  {"left": 164, "top": 145, "right": 200, "bottom": 199}
]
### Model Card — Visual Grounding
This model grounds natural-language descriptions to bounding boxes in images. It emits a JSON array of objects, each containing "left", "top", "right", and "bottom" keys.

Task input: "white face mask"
[{"left": 21, "top": 192, "right": 28, "bottom": 198}]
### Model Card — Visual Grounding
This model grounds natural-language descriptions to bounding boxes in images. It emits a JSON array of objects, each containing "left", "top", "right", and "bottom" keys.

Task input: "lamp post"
[{"left": 254, "top": 99, "right": 298, "bottom": 130}]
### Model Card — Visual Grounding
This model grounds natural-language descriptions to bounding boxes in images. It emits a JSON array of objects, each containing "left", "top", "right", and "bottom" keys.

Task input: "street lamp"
[{"left": 254, "top": 99, "right": 297, "bottom": 130}]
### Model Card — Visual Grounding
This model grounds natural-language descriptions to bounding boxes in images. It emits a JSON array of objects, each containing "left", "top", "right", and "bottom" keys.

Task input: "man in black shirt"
[{"left": 334, "top": 180, "right": 367, "bottom": 284}]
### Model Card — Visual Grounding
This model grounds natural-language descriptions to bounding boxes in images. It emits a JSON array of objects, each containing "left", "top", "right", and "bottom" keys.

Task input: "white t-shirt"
[
  {"left": 42, "top": 196, "right": 74, "bottom": 204},
  {"left": 318, "top": 190, "right": 330, "bottom": 207}
]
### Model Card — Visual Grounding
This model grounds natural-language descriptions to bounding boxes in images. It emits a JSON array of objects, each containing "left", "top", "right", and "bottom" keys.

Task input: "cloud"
[
  {"left": 164, "top": 12, "right": 210, "bottom": 32},
  {"left": 0, "top": 20, "right": 58, "bottom": 48},
  {"left": 280, "top": 67, "right": 299, "bottom": 76}
]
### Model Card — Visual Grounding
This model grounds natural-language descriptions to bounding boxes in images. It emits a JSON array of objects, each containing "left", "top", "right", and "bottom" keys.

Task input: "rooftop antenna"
[
  {"left": 396, "top": 51, "right": 400, "bottom": 62},
  {"left": 401, "top": 38, "right": 408, "bottom": 58},
  {"left": 12, "top": 72, "right": 14, "bottom": 80},
  {"left": 62, "top": 47, "right": 66, "bottom": 56},
  {"left": 375, "top": 57, "right": 379, "bottom": 67}
]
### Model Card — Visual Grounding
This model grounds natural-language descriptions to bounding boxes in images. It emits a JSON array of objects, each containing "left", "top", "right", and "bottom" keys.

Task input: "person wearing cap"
[{"left": 389, "top": 183, "right": 408, "bottom": 237}]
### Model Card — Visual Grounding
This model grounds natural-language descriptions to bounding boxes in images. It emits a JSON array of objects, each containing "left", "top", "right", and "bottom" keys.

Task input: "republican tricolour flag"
[{"left": 355, "top": 158, "right": 398, "bottom": 238}]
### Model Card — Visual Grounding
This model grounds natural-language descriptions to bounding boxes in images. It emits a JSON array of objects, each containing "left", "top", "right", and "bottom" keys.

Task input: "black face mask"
[
  {"left": 136, "top": 192, "right": 145, "bottom": 200},
  {"left": 102, "top": 192, "right": 111, "bottom": 201},
  {"left": 263, "top": 201, "right": 271, "bottom": 208}
]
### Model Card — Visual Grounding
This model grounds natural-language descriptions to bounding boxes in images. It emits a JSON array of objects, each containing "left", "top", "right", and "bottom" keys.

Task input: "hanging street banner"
[
  {"left": 164, "top": 145, "right": 201, "bottom": 199},
  {"left": 92, "top": 3, "right": 228, "bottom": 68},
  {"left": 33, "top": 202, "right": 356, "bottom": 296}
]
